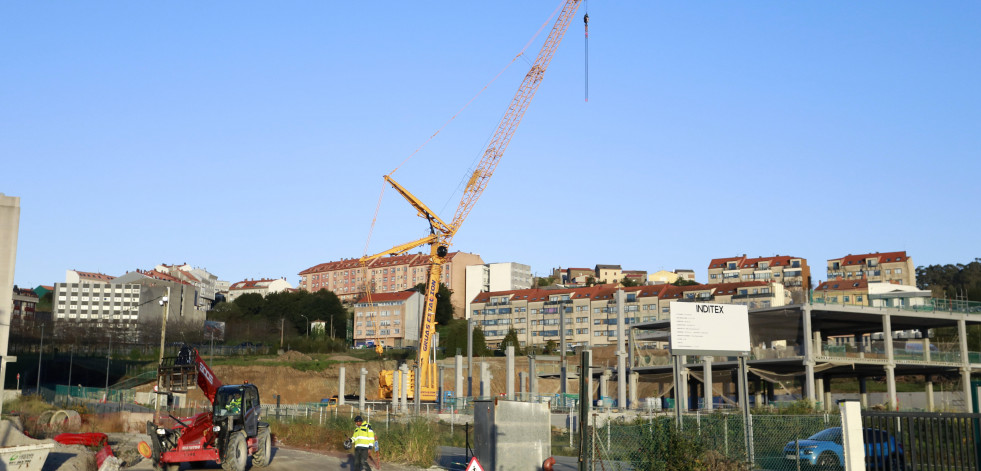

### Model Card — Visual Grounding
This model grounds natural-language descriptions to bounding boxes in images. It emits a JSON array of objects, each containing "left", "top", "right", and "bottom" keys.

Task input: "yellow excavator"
[{"left": 363, "top": 0, "right": 584, "bottom": 401}]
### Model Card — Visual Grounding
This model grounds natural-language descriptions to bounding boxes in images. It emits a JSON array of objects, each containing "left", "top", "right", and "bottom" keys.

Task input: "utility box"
[{"left": 474, "top": 399, "right": 551, "bottom": 470}]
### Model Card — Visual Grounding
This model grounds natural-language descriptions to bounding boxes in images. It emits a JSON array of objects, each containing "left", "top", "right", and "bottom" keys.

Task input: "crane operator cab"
[{"left": 213, "top": 384, "right": 261, "bottom": 439}]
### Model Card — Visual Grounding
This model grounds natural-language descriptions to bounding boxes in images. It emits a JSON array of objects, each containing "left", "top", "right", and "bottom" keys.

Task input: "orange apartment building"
[
  {"left": 707, "top": 254, "right": 811, "bottom": 303},
  {"left": 298, "top": 251, "right": 484, "bottom": 319},
  {"left": 826, "top": 251, "right": 915, "bottom": 286}
]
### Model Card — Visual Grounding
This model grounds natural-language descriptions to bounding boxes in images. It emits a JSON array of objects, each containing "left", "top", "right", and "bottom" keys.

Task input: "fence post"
[{"left": 840, "top": 401, "right": 865, "bottom": 471}]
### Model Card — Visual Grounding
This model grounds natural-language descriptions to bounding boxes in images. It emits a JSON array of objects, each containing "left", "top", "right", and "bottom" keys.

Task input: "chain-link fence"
[{"left": 584, "top": 412, "right": 841, "bottom": 471}]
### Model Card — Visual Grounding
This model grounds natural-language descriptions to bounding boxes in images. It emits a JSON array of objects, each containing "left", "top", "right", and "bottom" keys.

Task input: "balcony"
[
  {"left": 732, "top": 292, "right": 773, "bottom": 299},
  {"left": 544, "top": 300, "right": 572, "bottom": 305},
  {"left": 487, "top": 300, "right": 510, "bottom": 306}
]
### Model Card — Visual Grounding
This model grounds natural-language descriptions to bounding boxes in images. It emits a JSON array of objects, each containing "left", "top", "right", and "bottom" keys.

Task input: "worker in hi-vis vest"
[{"left": 349, "top": 415, "right": 378, "bottom": 471}]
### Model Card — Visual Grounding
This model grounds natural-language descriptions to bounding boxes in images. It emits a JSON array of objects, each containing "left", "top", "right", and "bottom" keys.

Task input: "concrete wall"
[
  {"left": 474, "top": 400, "right": 551, "bottom": 471},
  {"left": 0, "top": 194, "right": 20, "bottom": 414}
]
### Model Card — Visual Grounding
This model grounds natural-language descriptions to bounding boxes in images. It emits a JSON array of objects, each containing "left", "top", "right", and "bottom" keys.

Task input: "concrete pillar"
[
  {"left": 753, "top": 377, "right": 763, "bottom": 409},
  {"left": 855, "top": 334, "right": 865, "bottom": 359},
  {"left": 629, "top": 372, "right": 639, "bottom": 409},
  {"left": 454, "top": 355, "right": 464, "bottom": 401},
  {"left": 483, "top": 364, "right": 492, "bottom": 399},
  {"left": 885, "top": 365, "right": 897, "bottom": 411},
  {"left": 802, "top": 305, "right": 816, "bottom": 406},
  {"left": 824, "top": 377, "right": 833, "bottom": 412},
  {"left": 0, "top": 194, "right": 20, "bottom": 417},
  {"left": 506, "top": 346, "right": 515, "bottom": 400},
  {"left": 359, "top": 368, "right": 367, "bottom": 411},
  {"left": 529, "top": 356, "right": 538, "bottom": 401},
  {"left": 859, "top": 377, "right": 868, "bottom": 409},
  {"left": 924, "top": 337, "right": 932, "bottom": 362},
  {"left": 519, "top": 372, "right": 527, "bottom": 401},
  {"left": 616, "top": 289, "right": 626, "bottom": 409},
  {"left": 925, "top": 375, "right": 934, "bottom": 412},
  {"left": 599, "top": 370, "right": 610, "bottom": 401},
  {"left": 702, "top": 356, "right": 713, "bottom": 411},
  {"left": 479, "top": 362, "right": 489, "bottom": 399},
  {"left": 883, "top": 314, "right": 897, "bottom": 410},
  {"left": 679, "top": 356, "right": 689, "bottom": 413},
  {"left": 392, "top": 370, "right": 400, "bottom": 411},
  {"left": 338, "top": 367, "right": 346, "bottom": 406},
  {"left": 959, "top": 319, "right": 972, "bottom": 413},
  {"left": 766, "top": 381, "right": 775, "bottom": 403},
  {"left": 815, "top": 376, "right": 825, "bottom": 409},
  {"left": 813, "top": 330, "right": 823, "bottom": 356},
  {"left": 400, "top": 364, "right": 410, "bottom": 412}
]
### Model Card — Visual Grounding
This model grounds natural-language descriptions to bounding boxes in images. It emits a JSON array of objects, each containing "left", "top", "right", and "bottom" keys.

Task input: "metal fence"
[
  {"left": 862, "top": 410, "right": 981, "bottom": 471},
  {"left": 584, "top": 412, "right": 841, "bottom": 471}
]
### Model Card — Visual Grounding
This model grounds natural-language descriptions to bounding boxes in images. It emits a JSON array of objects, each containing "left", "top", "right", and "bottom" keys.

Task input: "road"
[
  {"left": 124, "top": 446, "right": 433, "bottom": 471},
  {"left": 436, "top": 446, "right": 580, "bottom": 471}
]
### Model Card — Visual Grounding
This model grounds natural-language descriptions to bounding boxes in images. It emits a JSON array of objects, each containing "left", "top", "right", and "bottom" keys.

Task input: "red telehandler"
[{"left": 143, "top": 345, "right": 272, "bottom": 471}]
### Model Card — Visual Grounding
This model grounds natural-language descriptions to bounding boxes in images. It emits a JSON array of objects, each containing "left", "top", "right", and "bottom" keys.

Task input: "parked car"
[{"left": 783, "top": 427, "right": 905, "bottom": 470}]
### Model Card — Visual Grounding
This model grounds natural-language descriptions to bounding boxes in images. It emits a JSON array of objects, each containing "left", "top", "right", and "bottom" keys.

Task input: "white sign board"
[{"left": 669, "top": 301, "right": 751, "bottom": 356}]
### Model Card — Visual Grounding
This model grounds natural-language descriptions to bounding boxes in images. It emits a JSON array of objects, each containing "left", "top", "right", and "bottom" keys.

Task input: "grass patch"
[{"left": 270, "top": 415, "right": 460, "bottom": 467}]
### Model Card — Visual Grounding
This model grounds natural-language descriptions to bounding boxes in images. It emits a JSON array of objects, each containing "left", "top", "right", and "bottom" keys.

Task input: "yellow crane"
[{"left": 362, "top": 0, "right": 584, "bottom": 401}]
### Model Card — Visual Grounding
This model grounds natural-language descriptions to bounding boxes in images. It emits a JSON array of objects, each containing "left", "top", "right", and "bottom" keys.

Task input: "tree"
[
  {"left": 544, "top": 339, "right": 558, "bottom": 354},
  {"left": 621, "top": 277, "right": 640, "bottom": 287},
  {"left": 499, "top": 328, "right": 523, "bottom": 355},
  {"left": 672, "top": 278, "right": 700, "bottom": 287},
  {"left": 233, "top": 293, "right": 264, "bottom": 317},
  {"left": 536, "top": 276, "right": 557, "bottom": 287},
  {"left": 437, "top": 319, "right": 490, "bottom": 358},
  {"left": 412, "top": 282, "right": 455, "bottom": 325},
  {"left": 585, "top": 276, "right": 597, "bottom": 287}
]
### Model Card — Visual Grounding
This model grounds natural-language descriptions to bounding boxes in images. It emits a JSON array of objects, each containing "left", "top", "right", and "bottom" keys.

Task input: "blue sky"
[{"left": 3, "top": 1, "right": 979, "bottom": 289}]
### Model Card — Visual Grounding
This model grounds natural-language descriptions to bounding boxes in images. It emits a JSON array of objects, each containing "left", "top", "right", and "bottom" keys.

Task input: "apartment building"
[
  {"left": 826, "top": 251, "right": 914, "bottom": 286},
  {"left": 226, "top": 278, "right": 293, "bottom": 302},
  {"left": 351, "top": 291, "right": 422, "bottom": 348},
  {"left": 647, "top": 269, "right": 696, "bottom": 285},
  {"left": 52, "top": 279, "right": 143, "bottom": 338},
  {"left": 298, "top": 251, "right": 484, "bottom": 319},
  {"left": 154, "top": 263, "right": 227, "bottom": 310},
  {"left": 556, "top": 265, "right": 651, "bottom": 286},
  {"left": 470, "top": 281, "right": 786, "bottom": 350},
  {"left": 465, "top": 262, "right": 533, "bottom": 319},
  {"left": 11, "top": 286, "right": 38, "bottom": 324},
  {"left": 707, "top": 254, "right": 810, "bottom": 302},
  {"left": 814, "top": 279, "right": 931, "bottom": 309}
]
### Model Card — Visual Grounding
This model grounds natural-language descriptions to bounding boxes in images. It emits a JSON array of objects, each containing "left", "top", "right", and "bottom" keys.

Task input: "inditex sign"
[{"left": 669, "top": 301, "right": 751, "bottom": 356}]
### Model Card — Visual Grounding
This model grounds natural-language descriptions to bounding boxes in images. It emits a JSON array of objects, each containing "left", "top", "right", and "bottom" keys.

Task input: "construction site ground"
[
  {"left": 0, "top": 347, "right": 652, "bottom": 470},
  {"left": 134, "top": 346, "right": 658, "bottom": 406}
]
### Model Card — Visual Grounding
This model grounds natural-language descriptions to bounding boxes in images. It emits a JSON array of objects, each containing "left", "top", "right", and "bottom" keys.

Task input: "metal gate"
[{"left": 862, "top": 410, "right": 981, "bottom": 471}]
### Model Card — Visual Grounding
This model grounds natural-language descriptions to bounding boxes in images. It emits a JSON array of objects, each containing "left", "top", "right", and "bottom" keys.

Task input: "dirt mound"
[{"left": 275, "top": 350, "right": 313, "bottom": 362}]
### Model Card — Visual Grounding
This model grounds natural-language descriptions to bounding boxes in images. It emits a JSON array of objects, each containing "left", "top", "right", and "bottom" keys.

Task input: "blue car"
[{"left": 783, "top": 427, "right": 905, "bottom": 470}]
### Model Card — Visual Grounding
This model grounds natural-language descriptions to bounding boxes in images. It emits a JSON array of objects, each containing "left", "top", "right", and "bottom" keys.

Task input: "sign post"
[{"left": 669, "top": 301, "right": 754, "bottom": 464}]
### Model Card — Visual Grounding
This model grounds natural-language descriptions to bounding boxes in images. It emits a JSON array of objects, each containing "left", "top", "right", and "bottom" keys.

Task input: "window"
[{"left": 895, "top": 268, "right": 902, "bottom": 274}]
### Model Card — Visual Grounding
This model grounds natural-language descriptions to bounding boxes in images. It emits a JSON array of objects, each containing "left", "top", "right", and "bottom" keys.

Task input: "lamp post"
[
  {"left": 301, "top": 315, "right": 310, "bottom": 337},
  {"left": 36, "top": 324, "right": 44, "bottom": 394}
]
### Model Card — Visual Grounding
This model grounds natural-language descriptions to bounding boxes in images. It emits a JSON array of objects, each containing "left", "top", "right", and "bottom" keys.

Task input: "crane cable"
[
  {"left": 584, "top": 0, "right": 589, "bottom": 102},
  {"left": 361, "top": 2, "right": 565, "bottom": 260}
]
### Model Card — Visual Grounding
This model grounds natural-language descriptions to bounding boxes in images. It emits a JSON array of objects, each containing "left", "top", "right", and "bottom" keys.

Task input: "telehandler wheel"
[
  {"left": 252, "top": 425, "right": 272, "bottom": 467},
  {"left": 221, "top": 431, "right": 248, "bottom": 471}
]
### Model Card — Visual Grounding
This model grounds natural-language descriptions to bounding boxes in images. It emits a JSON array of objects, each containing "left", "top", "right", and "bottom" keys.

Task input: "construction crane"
[{"left": 361, "top": 0, "right": 583, "bottom": 401}]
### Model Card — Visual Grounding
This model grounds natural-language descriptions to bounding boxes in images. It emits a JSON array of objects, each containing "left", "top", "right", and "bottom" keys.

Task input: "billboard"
[{"left": 669, "top": 301, "right": 750, "bottom": 356}]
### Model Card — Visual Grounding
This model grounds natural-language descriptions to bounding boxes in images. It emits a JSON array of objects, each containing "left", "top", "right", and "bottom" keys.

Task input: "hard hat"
[
  {"left": 354, "top": 415, "right": 363, "bottom": 423},
  {"left": 343, "top": 438, "right": 353, "bottom": 450}
]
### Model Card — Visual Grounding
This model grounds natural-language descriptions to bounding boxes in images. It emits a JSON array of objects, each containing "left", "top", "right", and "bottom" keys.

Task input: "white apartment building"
[
  {"left": 351, "top": 291, "right": 423, "bottom": 348},
  {"left": 465, "top": 262, "right": 533, "bottom": 319},
  {"left": 226, "top": 278, "right": 293, "bottom": 302}
]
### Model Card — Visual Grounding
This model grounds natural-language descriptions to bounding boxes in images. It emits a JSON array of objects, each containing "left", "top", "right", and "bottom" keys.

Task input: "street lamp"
[
  {"left": 300, "top": 315, "right": 310, "bottom": 337},
  {"left": 36, "top": 324, "right": 44, "bottom": 394}
]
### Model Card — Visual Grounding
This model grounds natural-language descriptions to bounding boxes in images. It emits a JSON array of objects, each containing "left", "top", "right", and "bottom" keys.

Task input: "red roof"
[
  {"left": 138, "top": 269, "right": 191, "bottom": 285},
  {"left": 74, "top": 270, "right": 115, "bottom": 282},
  {"left": 832, "top": 251, "right": 908, "bottom": 266},
  {"left": 708, "top": 256, "right": 745, "bottom": 269},
  {"left": 816, "top": 280, "right": 869, "bottom": 291},
  {"left": 230, "top": 278, "right": 281, "bottom": 290},
  {"left": 299, "top": 251, "right": 468, "bottom": 275}
]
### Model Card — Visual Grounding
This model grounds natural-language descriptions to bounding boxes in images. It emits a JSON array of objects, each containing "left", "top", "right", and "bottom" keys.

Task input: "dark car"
[{"left": 783, "top": 427, "right": 905, "bottom": 470}]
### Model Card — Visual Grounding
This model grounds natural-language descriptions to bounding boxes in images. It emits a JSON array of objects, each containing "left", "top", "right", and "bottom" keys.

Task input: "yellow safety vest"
[{"left": 351, "top": 423, "right": 375, "bottom": 448}]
